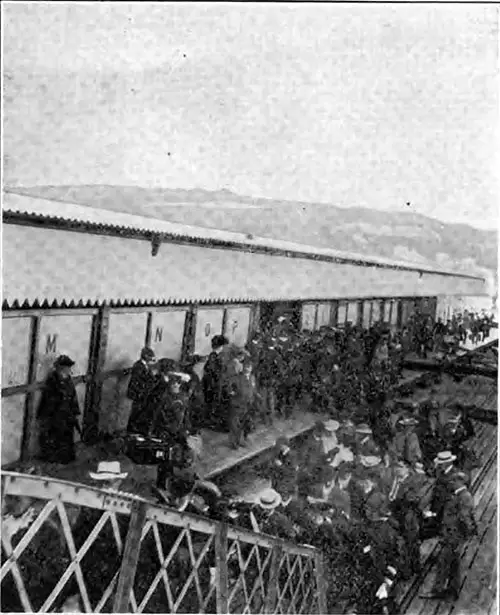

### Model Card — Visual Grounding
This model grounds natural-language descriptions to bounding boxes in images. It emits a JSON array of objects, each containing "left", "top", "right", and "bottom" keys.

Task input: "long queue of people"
[{"left": 406, "top": 309, "right": 495, "bottom": 359}]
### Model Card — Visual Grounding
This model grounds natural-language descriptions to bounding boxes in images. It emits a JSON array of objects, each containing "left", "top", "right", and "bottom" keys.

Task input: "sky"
[{"left": 2, "top": 2, "right": 498, "bottom": 229}]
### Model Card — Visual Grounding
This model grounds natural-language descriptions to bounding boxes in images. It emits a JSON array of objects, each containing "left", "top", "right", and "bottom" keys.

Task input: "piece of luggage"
[{"left": 125, "top": 433, "right": 172, "bottom": 465}]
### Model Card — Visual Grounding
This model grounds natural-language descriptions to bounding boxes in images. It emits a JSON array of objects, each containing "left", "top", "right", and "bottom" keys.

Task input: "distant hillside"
[{"left": 9, "top": 184, "right": 498, "bottom": 284}]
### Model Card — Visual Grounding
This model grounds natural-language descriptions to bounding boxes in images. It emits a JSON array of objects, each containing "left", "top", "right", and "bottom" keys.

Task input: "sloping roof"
[{"left": 2, "top": 190, "right": 483, "bottom": 281}]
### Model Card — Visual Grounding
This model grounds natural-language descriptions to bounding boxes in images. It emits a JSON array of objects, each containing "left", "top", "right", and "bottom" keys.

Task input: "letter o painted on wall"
[{"left": 205, "top": 323, "right": 211, "bottom": 337}]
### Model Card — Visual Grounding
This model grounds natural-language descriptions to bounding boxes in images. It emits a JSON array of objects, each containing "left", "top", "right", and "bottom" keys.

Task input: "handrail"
[{"left": 1, "top": 471, "right": 325, "bottom": 614}]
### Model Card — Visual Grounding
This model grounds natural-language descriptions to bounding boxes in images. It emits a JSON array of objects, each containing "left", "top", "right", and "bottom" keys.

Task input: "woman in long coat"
[{"left": 37, "top": 355, "right": 81, "bottom": 464}]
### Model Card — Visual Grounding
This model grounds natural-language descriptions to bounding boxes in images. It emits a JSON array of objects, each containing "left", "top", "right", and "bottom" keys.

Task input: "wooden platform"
[{"left": 396, "top": 419, "right": 498, "bottom": 615}]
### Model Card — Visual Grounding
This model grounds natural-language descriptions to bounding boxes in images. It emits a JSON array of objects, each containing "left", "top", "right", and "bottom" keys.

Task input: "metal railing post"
[
  {"left": 264, "top": 543, "right": 283, "bottom": 614},
  {"left": 112, "top": 500, "right": 148, "bottom": 613},
  {"left": 315, "top": 551, "right": 328, "bottom": 615},
  {"left": 215, "top": 522, "right": 229, "bottom": 614}
]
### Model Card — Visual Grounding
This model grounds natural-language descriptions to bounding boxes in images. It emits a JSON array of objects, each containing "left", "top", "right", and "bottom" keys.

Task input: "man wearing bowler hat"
[{"left": 127, "top": 347, "right": 157, "bottom": 434}]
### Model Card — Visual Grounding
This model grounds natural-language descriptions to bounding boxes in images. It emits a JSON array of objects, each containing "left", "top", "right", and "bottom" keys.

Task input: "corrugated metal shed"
[
  {"left": 2, "top": 190, "right": 483, "bottom": 280},
  {"left": 2, "top": 220, "right": 486, "bottom": 308}
]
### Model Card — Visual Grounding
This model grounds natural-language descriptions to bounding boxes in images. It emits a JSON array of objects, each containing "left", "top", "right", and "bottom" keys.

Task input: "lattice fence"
[{"left": 1, "top": 472, "right": 326, "bottom": 614}]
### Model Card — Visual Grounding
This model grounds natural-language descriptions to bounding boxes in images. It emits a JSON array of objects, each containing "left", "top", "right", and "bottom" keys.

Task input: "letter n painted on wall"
[{"left": 155, "top": 327, "right": 163, "bottom": 343}]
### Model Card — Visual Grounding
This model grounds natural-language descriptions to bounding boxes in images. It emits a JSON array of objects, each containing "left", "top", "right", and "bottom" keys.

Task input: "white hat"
[
  {"left": 324, "top": 420, "right": 340, "bottom": 432},
  {"left": 360, "top": 455, "right": 382, "bottom": 468},
  {"left": 433, "top": 451, "right": 457, "bottom": 465},
  {"left": 258, "top": 488, "right": 282, "bottom": 510},
  {"left": 89, "top": 461, "right": 128, "bottom": 481}
]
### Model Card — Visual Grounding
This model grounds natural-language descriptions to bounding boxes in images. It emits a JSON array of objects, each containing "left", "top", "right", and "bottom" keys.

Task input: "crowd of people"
[
  {"left": 24, "top": 308, "right": 489, "bottom": 614},
  {"left": 405, "top": 309, "right": 495, "bottom": 359}
]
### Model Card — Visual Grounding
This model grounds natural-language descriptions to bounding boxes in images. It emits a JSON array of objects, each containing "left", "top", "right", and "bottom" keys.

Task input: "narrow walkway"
[{"left": 396, "top": 418, "right": 498, "bottom": 615}]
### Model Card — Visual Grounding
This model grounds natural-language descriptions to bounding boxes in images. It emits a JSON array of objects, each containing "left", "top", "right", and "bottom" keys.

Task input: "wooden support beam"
[
  {"left": 215, "top": 522, "right": 229, "bottom": 614},
  {"left": 264, "top": 543, "right": 283, "bottom": 614},
  {"left": 112, "top": 500, "right": 147, "bottom": 613}
]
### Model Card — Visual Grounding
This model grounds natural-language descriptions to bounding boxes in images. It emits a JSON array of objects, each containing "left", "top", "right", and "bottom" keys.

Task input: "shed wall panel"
[
  {"left": 362, "top": 302, "right": 371, "bottom": 328},
  {"left": 2, "top": 317, "right": 31, "bottom": 387},
  {"left": 301, "top": 304, "right": 317, "bottom": 331},
  {"left": 150, "top": 310, "right": 186, "bottom": 361},
  {"left": 1, "top": 394, "right": 26, "bottom": 466},
  {"left": 316, "top": 303, "right": 332, "bottom": 328},
  {"left": 224, "top": 307, "right": 251, "bottom": 347},
  {"left": 105, "top": 313, "right": 148, "bottom": 371},
  {"left": 347, "top": 302, "right": 359, "bottom": 325},
  {"left": 391, "top": 301, "right": 399, "bottom": 326},
  {"left": 337, "top": 303, "right": 348, "bottom": 326},
  {"left": 2, "top": 225, "right": 486, "bottom": 305},
  {"left": 99, "top": 374, "right": 130, "bottom": 434},
  {"left": 194, "top": 309, "right": 224, "bottom": 355},
  {"left": 36, "top": 314, "right": 92, "bottom": 381}
]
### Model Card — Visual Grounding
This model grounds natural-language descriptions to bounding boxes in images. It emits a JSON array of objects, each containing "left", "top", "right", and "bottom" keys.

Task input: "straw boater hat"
[
  {"left": 89, "top": 461, "right": 128, "bottom": 481},
  {"left": 359, "top": 455, "right": 382, "bottom": 469},
  {"left": 433, "top": 451, "right": 457, "bottom": 465},
  {"left": 324, "top": 419, "right": 340, "bottom": 432},
  {"left": 258, "top": 488, "right": 282, "bottom": 510},
  {"left": 399, "top": 415, "right": 419, "bottom": 426}
]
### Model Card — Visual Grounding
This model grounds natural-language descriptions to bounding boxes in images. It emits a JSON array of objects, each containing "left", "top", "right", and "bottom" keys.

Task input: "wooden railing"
[{"left": 0, "top": 472, "right": 326, "bottom": 614}]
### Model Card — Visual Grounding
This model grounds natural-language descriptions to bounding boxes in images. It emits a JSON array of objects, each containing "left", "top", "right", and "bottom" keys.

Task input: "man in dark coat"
[
  {"left": 37, "top": 355, "right": 81, "bottom": 464},
  {"left": 428, "top": 451, "right": 459, "bottom": 533},
  {"left": 227, "top": 358, "right": 258, "bottom": 448},
  {"left": 388, "top": 461, "right": 433, "bottom": 577},
  {"left": 202, "top": 335, "right": 229, "bottom": 430},
  {"left": 421, "top": 473, "right": 477, "bottom": 602},
  {"left": 126, "top": 347, "right": 157, "bottom": 433},
  {"left": 358, "top": 491, "right": 404, "bottom": 614}
]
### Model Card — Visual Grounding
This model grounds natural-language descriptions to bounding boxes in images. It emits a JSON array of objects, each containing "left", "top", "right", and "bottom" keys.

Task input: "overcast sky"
[{"left": 3, "top": 3, "right": 498, "bottom": 229}]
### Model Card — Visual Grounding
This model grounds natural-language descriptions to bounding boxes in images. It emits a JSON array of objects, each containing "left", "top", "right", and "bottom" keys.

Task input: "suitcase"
[{"left": 125, "top": 433, "right": 172, "bottom": 465}]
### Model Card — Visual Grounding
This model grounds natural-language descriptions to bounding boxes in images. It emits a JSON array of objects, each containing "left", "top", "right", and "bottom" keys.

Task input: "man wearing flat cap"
[
  {"left": 37, "top": 355, "right": 81, "bottom": 464},
  {"left": 389, "top": 414, "right": 423, "bottom": 469},
  {"left": 127, "top": 347, "right": 157, "bottom": 434}
]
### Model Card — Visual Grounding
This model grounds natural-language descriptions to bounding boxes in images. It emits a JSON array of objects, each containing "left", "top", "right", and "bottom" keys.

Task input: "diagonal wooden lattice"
[
  {"left": 1, "top": 495, "right": 129, "bottom": 613},
  {"left": 275, "top": 552, "right": 318, "bottom": 615},
  {"left": 227, "top": 539, "right": 273, "bottom": 614},
  {"left": 134, "top": 519, "right": 217, "bottom": 614},
  {"left": 1, "top": 472, "right": 325, "bottom": 614}
]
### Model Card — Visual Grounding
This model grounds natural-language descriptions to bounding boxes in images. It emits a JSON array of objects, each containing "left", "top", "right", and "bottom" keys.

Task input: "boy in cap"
[
  {"left": 298, "top": 421, "right": 329, "bottom": 496},
  {"left": 270, "top": 436, "right": 299, "bottom": 498},
  {"left": 37, "top": 354, "right": 81, "bottom": 464},
  {"left": 127, "top": 347, "right": 157, "bottom": 433}
]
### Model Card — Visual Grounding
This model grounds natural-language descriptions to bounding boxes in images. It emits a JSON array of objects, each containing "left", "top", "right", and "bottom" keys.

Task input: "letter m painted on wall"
[
  {"left": 155, "top": 327, "right": 163, "bottom": 343},
  {"left": 46, "top": 334, "right": 58, "bottom": 354}
]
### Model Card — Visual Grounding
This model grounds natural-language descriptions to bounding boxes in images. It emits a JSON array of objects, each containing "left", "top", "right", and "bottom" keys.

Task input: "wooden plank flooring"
[{"left": 400, "top": 419, "right": 498, "bottom": 615}]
